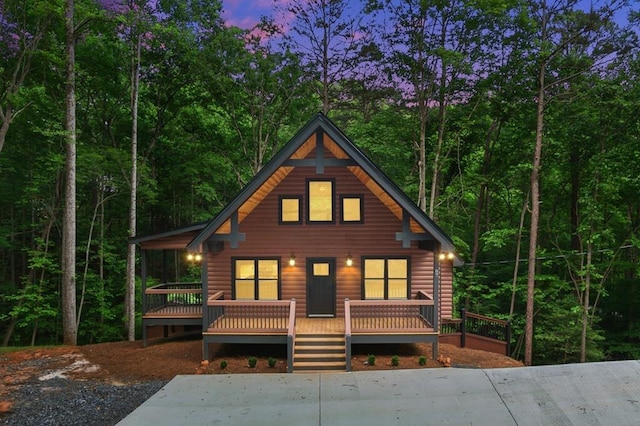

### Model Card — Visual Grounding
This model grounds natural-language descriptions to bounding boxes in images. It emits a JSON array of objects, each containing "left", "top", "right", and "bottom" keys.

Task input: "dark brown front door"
[{"left": 306, "top": 258, "right": 336, "bottom": 317}]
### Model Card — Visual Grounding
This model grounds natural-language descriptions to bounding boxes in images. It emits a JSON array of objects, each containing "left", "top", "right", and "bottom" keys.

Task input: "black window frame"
[
  {"left": 361, "top": 256, "right": 411, "bottom": 300},
  {"left": 279, "top": 195, "right": 303, "bottom": 225},
  {"left": 340, "top": 194, "right": 364, "bottom": 224},
  {"left": 231, "top": 257, "right": 282, "bottom": 300},
  {"left": 306, "top": 178, "right": 336, "bottom": 224}
]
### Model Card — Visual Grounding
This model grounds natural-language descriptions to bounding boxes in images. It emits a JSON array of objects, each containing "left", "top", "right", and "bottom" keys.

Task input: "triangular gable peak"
[{"left": 187, "top": 113, "right": 454, "bottom": 252}]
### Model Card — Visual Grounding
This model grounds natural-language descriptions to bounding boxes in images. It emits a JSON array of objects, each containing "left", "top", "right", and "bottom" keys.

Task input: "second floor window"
[{"left": 307, "top": 179, "right": 334, "bottom": 223}]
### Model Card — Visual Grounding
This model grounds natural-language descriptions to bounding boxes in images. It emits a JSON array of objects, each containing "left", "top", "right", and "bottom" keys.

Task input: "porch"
[{"left": 141, "top": 283, "right": 439, "bottom": 372}]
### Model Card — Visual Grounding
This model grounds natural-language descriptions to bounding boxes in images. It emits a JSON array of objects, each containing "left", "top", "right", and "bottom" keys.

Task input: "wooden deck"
[
  {"left": 143, "top": 304, "right": 202, "bottom": 318},
  {"left": 296, "top": 318, "right": 345, "bottom": 334}
]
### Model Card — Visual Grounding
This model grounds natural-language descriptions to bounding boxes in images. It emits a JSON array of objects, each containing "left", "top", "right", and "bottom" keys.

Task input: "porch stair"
[{"left": 293, "top": 333, "right": 346, "bottom": 373}]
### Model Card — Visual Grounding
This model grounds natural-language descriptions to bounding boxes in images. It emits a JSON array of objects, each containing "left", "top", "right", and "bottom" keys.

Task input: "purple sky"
[{"left": 222, "top": 0, "right": 276, "bottom": 29}]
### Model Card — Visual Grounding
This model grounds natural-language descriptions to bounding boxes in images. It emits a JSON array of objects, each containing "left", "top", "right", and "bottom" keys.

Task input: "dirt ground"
[{"left": 0, "top": 337, "right": 522, "bottom": 415}]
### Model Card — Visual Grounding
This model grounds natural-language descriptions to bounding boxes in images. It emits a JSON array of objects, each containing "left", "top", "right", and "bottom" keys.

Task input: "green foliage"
[
  {"left": 0, "top": 0, "right": 637, "bottom": 367},
  {"left": 220, "top": 360, "right": 228, "bottom": 370},
  {"left": 268, "top": 357, "right": 277, "bottom": 368},
  {"left": 391, "top": 355, "right": 399, "bottom": 367},
  {"left": 248, "top": 356, "right": 258, "bottom": 368},
  {"left": 418, "top": 356, "right": 427, "bottom": 366},
  {"left": 367, "top": 354, "right": 376, "bottom": 366}
]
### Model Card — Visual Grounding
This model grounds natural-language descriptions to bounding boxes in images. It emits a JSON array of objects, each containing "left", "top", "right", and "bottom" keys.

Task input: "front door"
[{"left": 306, "top": 258, "right": 336, "bottom": 317}]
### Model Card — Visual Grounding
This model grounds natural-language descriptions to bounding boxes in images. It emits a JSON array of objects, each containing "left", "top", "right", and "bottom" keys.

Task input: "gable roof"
[{"left": 186, "top": 113, "right": 455, "bottom": 253}]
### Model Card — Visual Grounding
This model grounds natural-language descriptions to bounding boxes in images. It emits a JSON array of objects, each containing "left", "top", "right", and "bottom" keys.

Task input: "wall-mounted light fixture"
[
  {"left": 187, "top": 253, "right": 202, "bottom": 262},
  {"left": 438, "top": 252, "right": 455, "bottom": 262},
  {"left": 288, "top": 254, "right": 296, "bottom": 267},
  {"left": 346, "top": 254, "right": 353, "bottom": 267}
]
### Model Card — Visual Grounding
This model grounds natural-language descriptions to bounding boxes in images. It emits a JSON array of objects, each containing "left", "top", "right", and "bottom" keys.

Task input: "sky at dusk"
[
  {"left": 221, "top": 0, "right": 276, "bottom": 29},
  {"left": 220, "top": 0, "right": 633, "bottom": 30}
]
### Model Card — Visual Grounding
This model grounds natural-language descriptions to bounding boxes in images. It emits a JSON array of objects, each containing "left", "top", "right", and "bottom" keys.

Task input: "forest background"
[{"left": 1, "top": 0, "right": 639, "bottom": 366}]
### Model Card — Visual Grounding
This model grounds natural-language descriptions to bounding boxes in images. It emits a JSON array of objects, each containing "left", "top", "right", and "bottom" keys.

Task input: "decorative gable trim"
[
  {"left": 396, "top": 210, "right": 434, "bottom": 248},
  {"left": 186, "top": 113, "right": 455, "bottom": 253}
]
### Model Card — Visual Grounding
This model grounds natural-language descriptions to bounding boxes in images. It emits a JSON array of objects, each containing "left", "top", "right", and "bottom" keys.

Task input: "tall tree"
[
  {"left": 61, "top": 0, "right": 77, "bottom": 345},
  {"left": 280, "top": 0, "right": 366, "bottom": 114},
  {"left": 520, "top": 0, "right": 623, "bottom": 365},
  {"left": 381, "top": 0, "right": 502, "bottom": 216},
  {"left": 0, "top": 0, "right": 54, "bottom": 154},
  {"left": 124, "top": 0, "right": 143, "bottom": 342}
]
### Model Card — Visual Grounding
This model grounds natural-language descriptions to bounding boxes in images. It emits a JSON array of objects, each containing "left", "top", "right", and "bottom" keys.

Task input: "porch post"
[
  {"left": 506, "top": 320, "right": 512, "bottom": 357},
  {"left": 161, "top": 249, "right": 168, "bottom": 284},
  {"left": 201, "top": 246, "right": 209, "bottom": 360},
  {"left": 433, "top": 248, "right": 440, "bottom": 359},
  {"left": 141, "top": 249, "right": 148, "bottom": 347},
  {"left": 460, "top": 308, "right": 467, "bottom": 348}
]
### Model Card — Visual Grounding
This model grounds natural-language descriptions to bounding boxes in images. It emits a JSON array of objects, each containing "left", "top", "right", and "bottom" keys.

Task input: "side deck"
[{"left": 142, "top": 283, "right": 203, "bottom": 346}]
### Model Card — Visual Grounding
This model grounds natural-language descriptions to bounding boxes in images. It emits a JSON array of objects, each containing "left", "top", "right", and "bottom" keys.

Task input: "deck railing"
[
  {"left": 345, "top": 296, "right": 437, "bottom": 371},
  {"left": 143, "top": 282, "right": 202, "bottom": 315},
  {"left": 441, "top": 309, "right": 511, "bottom": 356},
  {"left": 346, "top": 297, "right": 436, "bottom": 333},
  {"left": 206, "top": 298, "right": 294, "bottom": 333}
]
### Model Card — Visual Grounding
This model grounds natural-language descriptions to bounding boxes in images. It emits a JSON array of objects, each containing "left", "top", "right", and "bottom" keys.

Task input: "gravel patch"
[{"left": 1, "top": 378, "right": 166, "bottom": 425}]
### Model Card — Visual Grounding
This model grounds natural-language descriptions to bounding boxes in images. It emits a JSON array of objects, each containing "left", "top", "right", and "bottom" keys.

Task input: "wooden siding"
[
  {"left": 206, "top": 165, "right": 451, "bottom": 319},
  {"left": 440, "top": 262, "right": 453, "bottom": 319}
]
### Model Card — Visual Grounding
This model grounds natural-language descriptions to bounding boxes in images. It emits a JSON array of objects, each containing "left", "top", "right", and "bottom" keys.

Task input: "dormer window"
[{"left": 307, "top": 179, "right": 335, "bottom": 223}]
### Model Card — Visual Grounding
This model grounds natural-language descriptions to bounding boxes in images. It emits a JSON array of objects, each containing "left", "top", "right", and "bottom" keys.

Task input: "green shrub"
[
  {"left": 367, "top": 354, "right": 376, "bottom": 366},
  {"left": 391, "top": 355, "right": 399, "bottom": 367},
  {"left": 418, "top": 356, "right": 427, "bottom": 366},
  {"left": 248, "top": 356, "right": 258, "bottom": 368},
  {"left": 268, "top": 357, "right": 277, "bottom": 368},
  {"left": 220, "top": 360, "right": 228, "bottom": 369}
]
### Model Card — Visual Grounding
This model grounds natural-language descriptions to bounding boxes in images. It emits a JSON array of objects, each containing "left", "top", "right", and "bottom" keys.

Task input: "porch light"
[
  {"left": 187, "top": 253, "right": 202, "bottom": 262},
  {"left": 289, "top": 254, "right": 296, "bottom": 267},
  {"left": 438, "top": 252, "right": 455, "bottom": 262},
  {"left": 346, "top": 254, "right": 353, "bottom": 267}
]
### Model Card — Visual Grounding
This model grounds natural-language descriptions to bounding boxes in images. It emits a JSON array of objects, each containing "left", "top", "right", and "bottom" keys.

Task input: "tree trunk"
[
  {"left": 418, "top": 97, "right": 428, "bottom": 213},
  {"left": 580, "top": 241, "right": 592, "bottom": 362},
  {"left": 525, "top": 52, "right": 545, "bottom": 365},
  {"left": 125, "top": 31, "right": 141, "bottom": 341},
  {"left": 511, "top": 192, "right": 529, "bottom": 317},
  {"left": 61, "top": 0, "right": 77, "bottom": 346}
]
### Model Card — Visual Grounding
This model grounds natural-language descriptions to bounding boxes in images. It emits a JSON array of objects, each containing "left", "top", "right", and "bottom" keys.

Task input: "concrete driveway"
[{"left": 119, "top": 360, "right": 640, "bottom": 425}]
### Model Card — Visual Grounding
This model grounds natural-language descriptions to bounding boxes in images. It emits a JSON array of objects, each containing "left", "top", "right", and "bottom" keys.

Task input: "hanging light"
[
  {"left": 346, "top": 254, "right": 353, "bottom": 267},
  {"left": 187, "top": 253, "right": 194, "bottom": 261},
  {"left": 289, "top": 254, "right": 296, "bottom": 267}
]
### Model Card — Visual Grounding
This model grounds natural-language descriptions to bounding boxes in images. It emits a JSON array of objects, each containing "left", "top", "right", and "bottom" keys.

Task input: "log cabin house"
[{"left": 132, "top": 113, "right": 461, "bottom": 372}]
